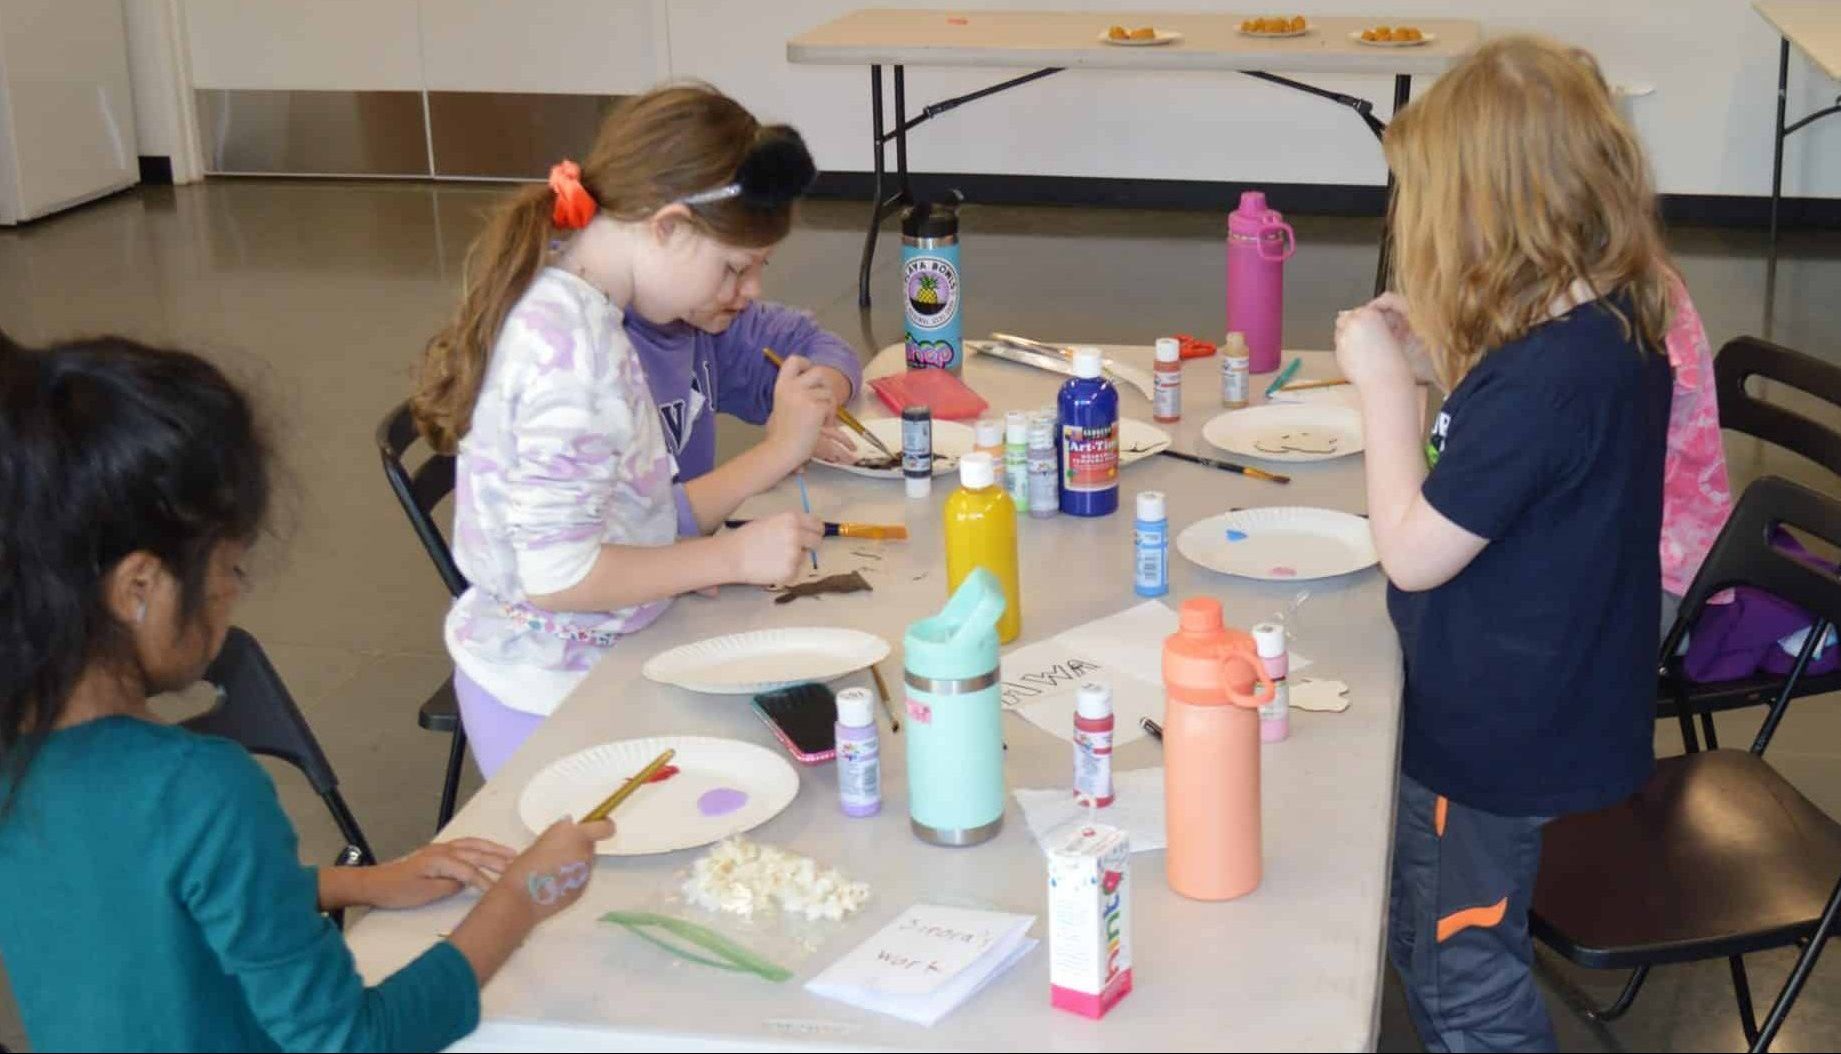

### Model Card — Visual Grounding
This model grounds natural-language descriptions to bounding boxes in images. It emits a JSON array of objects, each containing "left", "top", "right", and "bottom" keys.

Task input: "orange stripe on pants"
[
  {"left": 1436, "top": 897, "right": 1509, "bottom": 943},
  {"left": 1434, "top": 794, "right": 1448, "bottom": 837}
]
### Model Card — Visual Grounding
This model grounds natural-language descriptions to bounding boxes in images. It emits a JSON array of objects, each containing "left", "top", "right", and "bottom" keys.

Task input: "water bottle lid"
[
  {"left": 1136, "top": 490, "right": 1166, "bottom": 521},
  {"left": 836, "top": 687, "right": 876, "bottom": 728},
  {"left": 1155, "top": 337, "right": 1181, "bottom": 363},
  {"left": 901, "top": 195, "right": 961, "bottom": 239},
  {"left": 1252, "top": 622, "right": 1287, "bottom": 658},
  {"left": 1179, "top": 597, "right": 1224, "bottom": 633},
  {"left": 1004, "top": 409, "right": 1029, "bottom": 441},
  {"left": 975, "top": 418, "right": 1004, "bottom": 448},
  {"left": 1076, "top": 682, "right": 1113, "bottom": 720},
  {"left": 1237, "top": 190, "right": 1269, "bottom": 216},
  {"left": 1073, "top": 347, "right": 1104, "bottom": 379},
  {"left": 960, "top": 450, "right": 998, "bottom": 489}
]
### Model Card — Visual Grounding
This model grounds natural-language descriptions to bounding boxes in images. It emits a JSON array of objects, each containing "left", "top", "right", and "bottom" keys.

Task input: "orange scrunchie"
[{"left": 548, "top": 160, "right": 597, "bottom": 230}]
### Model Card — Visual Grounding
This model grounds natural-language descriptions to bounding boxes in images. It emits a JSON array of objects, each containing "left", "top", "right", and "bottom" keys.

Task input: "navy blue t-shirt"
[{"left": 1388, "top": 295, "right": 1673, "bottom": 817}]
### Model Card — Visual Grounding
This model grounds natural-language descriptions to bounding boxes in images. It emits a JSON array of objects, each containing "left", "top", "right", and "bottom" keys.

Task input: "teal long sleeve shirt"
[{"left": 0, "top": 716, "right": 479, "bottom": 1052}]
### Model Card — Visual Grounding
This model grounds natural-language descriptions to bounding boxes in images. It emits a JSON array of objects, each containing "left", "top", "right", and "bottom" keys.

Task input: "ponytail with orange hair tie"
[{"left": 548, "top": 160, "right": 597, "bottom": 230}]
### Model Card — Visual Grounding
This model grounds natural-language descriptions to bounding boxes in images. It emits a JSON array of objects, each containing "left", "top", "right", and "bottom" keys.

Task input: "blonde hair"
[
  {"left": 413, "top": 84, "right": 802, "bottom": 453},
  {"left": 1383, "top": 35, "right": 1672, "bottom": 388}
]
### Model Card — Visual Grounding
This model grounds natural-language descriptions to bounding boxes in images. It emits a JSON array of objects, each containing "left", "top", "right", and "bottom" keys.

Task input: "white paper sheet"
[
  {"left": 1013, "top": 767, "right": 1167, "bottom": 852},
  {"left": 805, "top": 905, "right": 1037, "bottom": 1026}
]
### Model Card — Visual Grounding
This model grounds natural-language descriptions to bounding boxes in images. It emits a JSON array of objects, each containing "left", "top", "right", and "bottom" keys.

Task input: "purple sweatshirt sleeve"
[{"left": 711, "top": 302, "right": 863, "bottom": 427}]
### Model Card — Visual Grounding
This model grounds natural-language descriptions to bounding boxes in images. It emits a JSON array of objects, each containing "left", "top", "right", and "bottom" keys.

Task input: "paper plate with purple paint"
[
  {"left": 518, "top": 736, "right": 800, "bottom": 856},
  {"left": 1177, "top": 506, "right": 1377, "bottom": 581}
]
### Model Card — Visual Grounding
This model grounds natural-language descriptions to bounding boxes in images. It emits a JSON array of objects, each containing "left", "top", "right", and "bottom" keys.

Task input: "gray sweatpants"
[{"left": 1388, "top": 773, "right": 1557, "bottom": 1052}]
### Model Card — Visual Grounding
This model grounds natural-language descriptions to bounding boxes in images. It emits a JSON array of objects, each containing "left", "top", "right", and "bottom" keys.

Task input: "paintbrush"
[
  {"left": 1278, "top": 377, "right": 1351, "bottom": 392},
  {"left": 724, "top": 519, "right": 908, "bottom": 540},
  {"left": 583, "top": 747, "right": 676, "bottom": 822},
  {"left": 794, "top": 472, "right": 819, "bottom": 571},
  {"left": 869, "top": 664, "right": 900, "bottom": 733},
  {"left": 760, "top": 346, "right": 898, "bottom": 463},
  {"left": 1158, "top": 449, "right": 1291, "bottom": 484}
]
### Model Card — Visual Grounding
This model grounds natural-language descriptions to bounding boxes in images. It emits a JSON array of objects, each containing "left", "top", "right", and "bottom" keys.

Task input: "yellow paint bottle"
[{"left": 944, "top": 451, "right": 1022, "bottom": 644}]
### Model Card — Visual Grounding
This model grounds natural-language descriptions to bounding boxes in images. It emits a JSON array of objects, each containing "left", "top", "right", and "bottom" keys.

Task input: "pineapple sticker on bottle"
[{"left": 901, "top": 192, "right": 964, "bottom": 375}]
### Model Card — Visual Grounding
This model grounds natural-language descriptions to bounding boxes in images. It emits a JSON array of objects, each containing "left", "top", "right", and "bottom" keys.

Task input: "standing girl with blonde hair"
[
  {"left": 1335, "top": 37, "right": 1675, "bottom": 1050},
  {"left": 414, "top": 85, "right": 832, "bottom": 776}
]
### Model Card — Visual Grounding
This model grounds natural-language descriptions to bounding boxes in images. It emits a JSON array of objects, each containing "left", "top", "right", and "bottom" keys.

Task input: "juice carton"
[{"left": 1047, "top": 822, "right": 1132, "bottom": 1017}]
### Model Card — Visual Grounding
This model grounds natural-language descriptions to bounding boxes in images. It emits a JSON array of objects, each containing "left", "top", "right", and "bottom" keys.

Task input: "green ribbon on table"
[{"left": 599, "top": 911, "right": 793, "bottom": 983}]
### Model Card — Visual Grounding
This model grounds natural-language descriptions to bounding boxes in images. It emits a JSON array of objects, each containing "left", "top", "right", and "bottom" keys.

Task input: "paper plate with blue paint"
[
  {"left": 1177, "top": 506, "right": 1377, "bottom": 581},
  {"left": 519, "top": 736, "right": 800, "bottom": 856}
]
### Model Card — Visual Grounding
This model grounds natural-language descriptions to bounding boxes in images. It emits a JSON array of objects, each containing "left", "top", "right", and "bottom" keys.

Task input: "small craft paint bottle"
[
  {"left": 836, "top": 687, "right": 882, "bottom": 817},
  {"left": 1153, "top": 337, "right": 1182, "bottom": 423},
  {"left": 902, "top": 405, "right": 933, "bottom": 499},
  {"left": 1133, "top": 491, "right": 1168, "bottom": 598},
  {"left": 1072, "top": 682, "right": 1115, "bottom": 807},
  {"left": 974, "top": 417, "right": 1004, "bottom": 461},
  {"left": 1252, "top": 622, "right": 1290, "bottom": 743},
  {"left": 1004, "top": 409, "right": 1031, "bottom": 514},
  {"left": 1027, "top": 410, "right": 1059, "bottom": 519},
  {"left": 1221, "top": 332, "right": 1250, "bottom": 409}
]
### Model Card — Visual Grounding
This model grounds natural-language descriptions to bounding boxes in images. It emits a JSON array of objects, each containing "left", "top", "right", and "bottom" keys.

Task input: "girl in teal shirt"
[{"left": 0, "top": 335, "right": 613, "bottom": 1052}]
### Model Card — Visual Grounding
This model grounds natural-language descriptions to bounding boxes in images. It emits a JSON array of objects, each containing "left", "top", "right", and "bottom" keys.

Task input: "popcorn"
[{"left": 681, "top": 838, "right": 871, "bottom": 922}]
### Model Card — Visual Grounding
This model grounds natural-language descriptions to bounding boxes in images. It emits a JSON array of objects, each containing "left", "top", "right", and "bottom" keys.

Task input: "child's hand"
[
  {"left": 499, "top": 818, "right": 615, "bottom": 922},
  {"left": 363, "top": 838, "right": 518, "bottom": 909},
  {"left": 1335, "top": 305, "right": 1416, "bottom": 392},
  {"left": 813, "top": 423, "right": 855, "bottom": 465},
  {"left": 765, "top": 355, "right": 839, "bottom": 470},
  {"left": 724, "top": 511, "right": 824, "bottom": 586},
  {"left": 1367, "top": 293, "right": 1440, "bottom": 387}
]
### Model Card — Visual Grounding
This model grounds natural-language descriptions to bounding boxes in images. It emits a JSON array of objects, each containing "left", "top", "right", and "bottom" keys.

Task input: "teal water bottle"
[
  {"left": 901, "top": 192, "right": 963, "bottom": 374},
  {"left": 903, "top": 567, "right": 1007, "bottom": 846}
]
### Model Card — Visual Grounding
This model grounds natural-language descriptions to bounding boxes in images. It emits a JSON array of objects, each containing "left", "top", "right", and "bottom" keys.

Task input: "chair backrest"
[
  {"left": 375, "top": 401, "right": 467, "bottom": 599},
  {"left": 1715, "top": 336, "right": 1841, "bottom": 482},
  {"left": 185, "top": 627, "right": 374, "bottom": 865}
]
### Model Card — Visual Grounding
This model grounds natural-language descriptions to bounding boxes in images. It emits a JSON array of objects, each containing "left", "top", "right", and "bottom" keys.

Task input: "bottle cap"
[
  {"left": 1072, "top": 346, "right": 1104, "bottom": 379},
  {"left": 1155, "top": 337, "right": 1180, "bottom": 363},
  {"left": 1136, "top": 491, "right": 1166, "bottom": 521},
  {"left": 1253, "top": 622, "right": 1287, "bottom": 658},
  {"left": 836, "top": 687, "right": 876, "bottom": 728},
  {"left": 1005, "top": 409, "right": 1029, "bottom": 442},
  {"left": 903, "top": 404, "right": 932, "bottom": 422},
  {"left": 1076, "top": 682, "right": 1113, "bottom": 720},
  {"left": 906, "top": 475, "right": 932, "bottom": 499},
  {"left": 975, "top": 418, "right": 1003, "bottom": 449},
  {"left": 960, "top": 450, "right": 997, "bottom": 489},
  {"left": 1179, "top": 596, "right": 1224, "bottom": 634},
  {"left": 1222, "top": 332, "right": 1249, "bottom": 359}
]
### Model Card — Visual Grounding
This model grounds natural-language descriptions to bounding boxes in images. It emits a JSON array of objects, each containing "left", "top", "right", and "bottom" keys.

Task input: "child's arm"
[
  {"left": 316, "top": 839, "right": 514, "bottom": 912},
  {"left": 676, "top": 355, "right": 839, "bottom": 535},
  {"left": 523, "top": 513, "right": 819, "bottom": 612},
  {"left": 713, "top": 302, "right": 861, "bottom": 423},
  {"left": 1337, "top": 307, "right": 1489, "bottom": 591}
]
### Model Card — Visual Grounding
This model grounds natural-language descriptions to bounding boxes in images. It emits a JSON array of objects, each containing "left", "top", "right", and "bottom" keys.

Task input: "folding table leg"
[
  {"left": 859, "top": 64, "right": 887, "bottom": 307},
  {"left": 1373, "top": 74, "right": 1412, "bottom": 297}
]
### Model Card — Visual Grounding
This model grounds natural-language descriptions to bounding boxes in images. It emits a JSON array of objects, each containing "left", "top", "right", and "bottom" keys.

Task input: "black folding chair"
[
  {"left": 1658, "top": 336, "right": 1841, "bottom": 748},
  {"left": 187, "top": 627, "right": 376, "bottom": 926},
  {"left": 375, "top": 402, "right": 469, "bottom": 831},
  {"left": 1532, "top": 476, "right": 1841, "bottom": 1052}
]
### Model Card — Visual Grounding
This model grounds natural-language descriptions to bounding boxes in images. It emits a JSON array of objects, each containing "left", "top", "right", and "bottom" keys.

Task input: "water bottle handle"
[
  {"left": 1258, "top": 219, "right": 1296, "bottom": 262},
  {"left": 1218, "top": 646, "right": 1276, "bottom": 709}
]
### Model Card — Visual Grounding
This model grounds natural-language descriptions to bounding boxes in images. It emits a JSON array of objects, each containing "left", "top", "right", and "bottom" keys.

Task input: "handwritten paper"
[{"left": 805, "top": 905, "right": 1037, "bottom": 1026}]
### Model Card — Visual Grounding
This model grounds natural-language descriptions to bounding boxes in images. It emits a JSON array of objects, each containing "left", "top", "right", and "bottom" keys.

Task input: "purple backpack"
[{"left": 1682, "top": 527, "right": 1841, "bottom": 682}]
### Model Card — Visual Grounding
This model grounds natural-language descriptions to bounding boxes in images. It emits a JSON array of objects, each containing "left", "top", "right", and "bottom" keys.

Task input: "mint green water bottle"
[{"left": 903, "top": 568, "right": 1007, "bottom": 846}]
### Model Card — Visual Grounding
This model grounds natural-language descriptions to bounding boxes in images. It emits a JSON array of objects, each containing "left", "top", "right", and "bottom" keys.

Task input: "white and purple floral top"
[{"left": 444, "top": 268, "right": 678, "bottom": 716}]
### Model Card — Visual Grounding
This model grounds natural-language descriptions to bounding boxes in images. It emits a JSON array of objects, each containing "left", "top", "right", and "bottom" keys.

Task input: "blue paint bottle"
[
  {"left": 1133, "top": 491, "right": 1168, "bottom": 597},
  {"left": 1057, "top": 347, "right": 1120, "bottom": 517}
]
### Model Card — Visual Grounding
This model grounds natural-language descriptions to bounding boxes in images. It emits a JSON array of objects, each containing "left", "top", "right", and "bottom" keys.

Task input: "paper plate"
[
  {"left": 1119, "top": 418, "right": 1172, "bottom": 465},
  {"left": 519, "top": 736, "right": 800, "bottom": 856},
  {"left": 1177, "top": 507, "right": 1377, "bottom": 581},
  {"left": 1099, "top": 29, "right": 1183, "bottom": 45},
  {"left": 1350, "top": 30, "right": 1436, "bottom": 46},
  {"left": 1202, "top": 402, "right": 1364, "bottom": 463},
  {"left": 813, "top": 418, "right": 972, "bottom": 479},
  {"left": 1238, "top": 26, "right": 1311, "bottom": 38},
  {"left": 642, "top": 627, "right": 891, "bottom": 695}
]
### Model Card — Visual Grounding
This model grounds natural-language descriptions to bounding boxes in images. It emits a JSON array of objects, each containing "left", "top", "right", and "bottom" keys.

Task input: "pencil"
[
  {"left": 794, "top": 473, "right": 819, "bottom": 570},
  {"left": 1278, "top": 377, "right": 1351, "bottom": 392},
  {"left": 583, "top": 748, "right": 676, "bottom": 822}
]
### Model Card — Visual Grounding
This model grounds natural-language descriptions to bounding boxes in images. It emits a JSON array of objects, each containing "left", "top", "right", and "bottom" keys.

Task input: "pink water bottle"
[{"left": 1225, "top": 191, "right": 1296, "bottom": 375}]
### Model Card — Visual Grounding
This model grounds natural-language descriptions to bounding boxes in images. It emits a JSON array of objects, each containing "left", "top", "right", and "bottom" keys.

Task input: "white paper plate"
[
  {"left": 519, "top": 736, "right": 800, "bottom": 856},
  {"left": 1177, "top": 507, "right": 1378, "bottom": 581},
  {"left": 1099, "top": 29, "right": 1183, "bottom": 45},
  {"left": 1202, "top": 402, "right": 1364, "bottom": 463},
  {"left": 1238, "top": 26, "right": 1311, "bottom": 38},
  {"left": 642, "top": 627, "right": 891, "bottom": 695},
  {"left": 813, "top": 418, "right": 972, "bottom": 479},
  {"left": 1119, "top": 418, "right": 1172, "bottom": 465},
  {"left": 1350, "top": 30, "right": 1436, "bottom": 46}
]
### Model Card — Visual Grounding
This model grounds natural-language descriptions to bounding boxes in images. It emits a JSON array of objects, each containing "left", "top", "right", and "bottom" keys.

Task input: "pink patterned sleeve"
[{"left": 1658, "top": 274, "right": 1734, "bottom": 596}]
